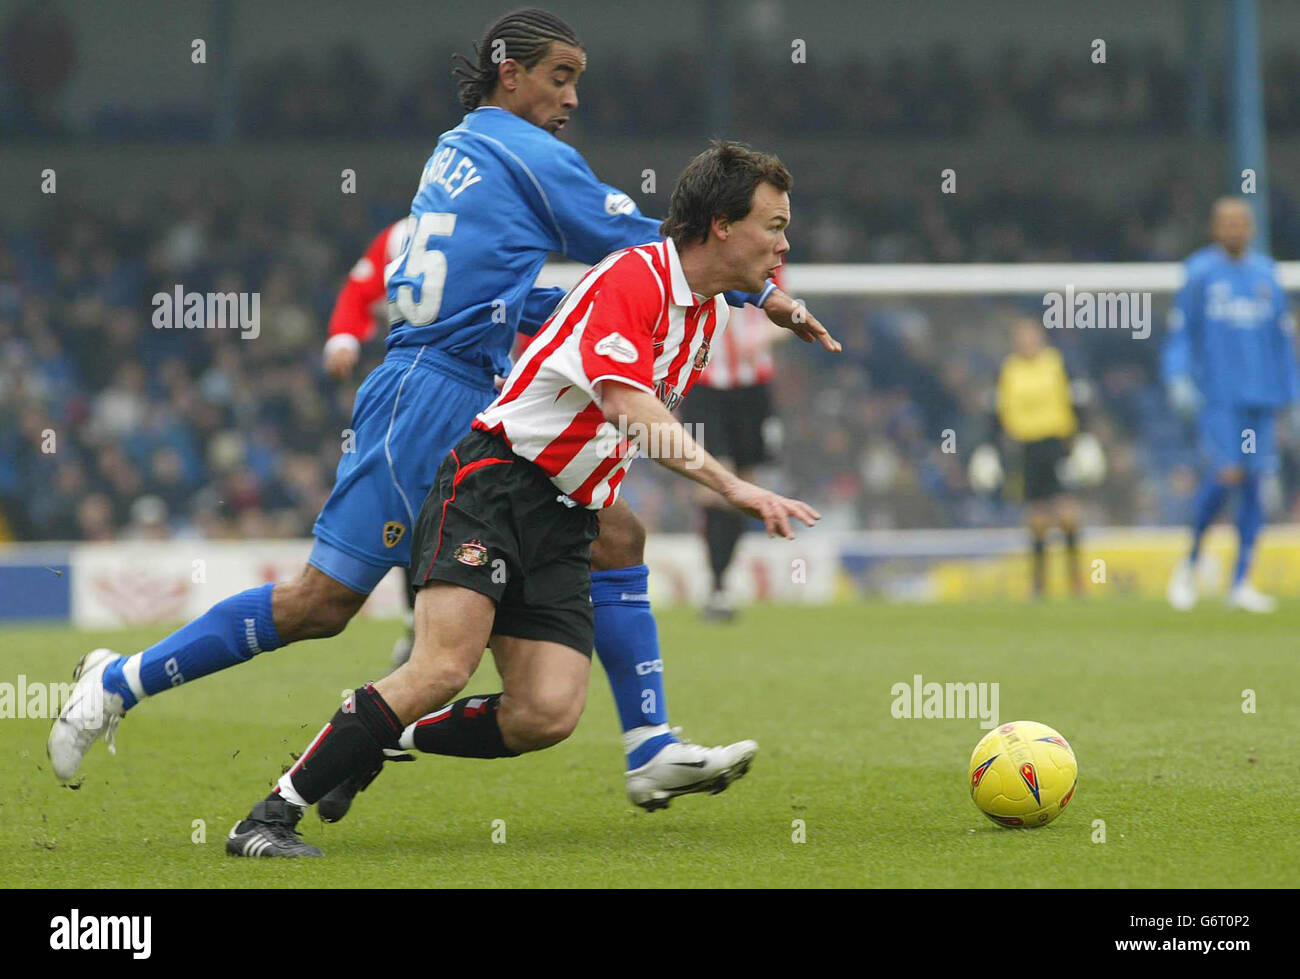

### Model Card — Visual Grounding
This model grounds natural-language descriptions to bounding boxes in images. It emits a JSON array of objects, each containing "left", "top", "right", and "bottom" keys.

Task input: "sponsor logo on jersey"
[
  {"left": 604, "top": 192, "right": 635, "bottom": 216},
  {"left": 594, "top": 332, "right": 639, "bottom": 364},
  {"left": 1206, "top": 279, "right": 1272, "bottom": 327},
  {"left": 653, "top": 379, "right": 682, "bottom": 411},
  {"left": 383, "top": 521, "right": 406, "bottom": 548},
  {"left": 454, "top": 539, "right": 488, "bottom": 567}
]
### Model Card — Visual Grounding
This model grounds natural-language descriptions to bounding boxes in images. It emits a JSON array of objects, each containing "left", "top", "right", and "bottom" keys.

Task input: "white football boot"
[
  {"left": 626, "top": 737, "right": 758, "bottom": 811},
  {"left": 1226, "top": 582, "right": 1277, "bottom": 613},
  {"left": 47, "top": 648, "right": 126, "bottom": 781},
  {"left": 1166, "top": 557, "right": 1199, "bottom": 611}
]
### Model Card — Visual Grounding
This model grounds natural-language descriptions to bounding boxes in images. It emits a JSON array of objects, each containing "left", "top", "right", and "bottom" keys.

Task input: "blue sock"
[
  {"left": 101, "top": 583, "right": 282, "bottom": 711},
  {"left": 1233, "top": 474, "right": 1263, "bottom": 585},
  {"left": 591, "top": 565, "right": 677, "bottom": 769},
  {"left": 1189, "top": 476, "right": 1229, "bottom": 561}
]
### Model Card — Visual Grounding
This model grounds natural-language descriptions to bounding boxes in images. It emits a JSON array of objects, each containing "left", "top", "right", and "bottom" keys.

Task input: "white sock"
[
  {"left": 398, "top": 724, "right": 416, "bottom": 751},
  {"left": 120, "top": 652, "right": 147, "bottom": 701},
  {"left": 275, "top": 774, "right": 308, "bottom": 808},
  {"left": 622, "top": 723, "right": 672, "bottom": 757}
]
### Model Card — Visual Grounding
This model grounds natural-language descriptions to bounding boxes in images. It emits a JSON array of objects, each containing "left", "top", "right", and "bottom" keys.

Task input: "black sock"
[
  {"left": 1063, "top": 525, "right": 1080, "bottom": 588},
  {"left": 1031, "top": 534, "right": 1047, "bottom": 596},
  {"left": 282, "top": 683, "right": 403, "bottom": 806},
  {"left": 409, "top": 693, "right": 519, "bottom": 759},
  {"left": 704, "top": 508, "right": 745, "bottom": 592}
]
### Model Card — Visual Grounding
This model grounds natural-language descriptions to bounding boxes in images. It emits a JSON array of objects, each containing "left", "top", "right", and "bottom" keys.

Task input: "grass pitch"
[{"left": 2, "top": 600, "right": 1296, "bottom": 888}]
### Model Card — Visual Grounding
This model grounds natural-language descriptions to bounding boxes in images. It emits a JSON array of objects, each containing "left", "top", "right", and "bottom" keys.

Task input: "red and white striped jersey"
[
  {"left": 698, "top": 266, "right": 782, "bottom": 388},
  {"left": 474, "top": 237, "right": 729, "bottom": 509}
]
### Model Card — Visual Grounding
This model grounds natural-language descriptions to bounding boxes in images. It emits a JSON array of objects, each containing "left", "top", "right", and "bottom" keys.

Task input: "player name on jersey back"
[
  {"left": 381, "top": 106, "right": 667, "bottom": 380},
  {"left": 419, "top": 145, "right": 484, "bottom": 200}
]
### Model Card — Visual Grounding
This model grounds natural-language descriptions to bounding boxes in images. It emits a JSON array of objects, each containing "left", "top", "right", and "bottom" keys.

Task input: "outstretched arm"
[
  {"left": 598, "top": 380, "right": 820, "bottom": 539},
  {"left": 760, "top": 288, "right": 842, "bottom": 351}
]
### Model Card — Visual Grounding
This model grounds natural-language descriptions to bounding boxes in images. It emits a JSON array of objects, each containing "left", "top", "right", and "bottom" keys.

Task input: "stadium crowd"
[
  {"left": 4, "top": 167, "right": 1300, "bottom": 544},
  {"left": 12, "top": 38, "right": 1300, "bottom": 143},
  {"left": 6, "top": 6, "right": 1300, "bottom": 543}
]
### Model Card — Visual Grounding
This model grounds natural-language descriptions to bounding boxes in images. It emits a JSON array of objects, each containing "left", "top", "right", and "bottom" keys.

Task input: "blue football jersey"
[
  {"left": 1162, "top": 245, "right": 1299, "bottom": 408},
  {"left": 385, "top": 107, "right": 768, "bottom": 377}
]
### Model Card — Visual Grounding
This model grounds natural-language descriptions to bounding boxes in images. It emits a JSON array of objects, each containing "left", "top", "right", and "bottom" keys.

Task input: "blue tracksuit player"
[{"left": 1163, "top": 197, "right": 1299, "bottom": 612}]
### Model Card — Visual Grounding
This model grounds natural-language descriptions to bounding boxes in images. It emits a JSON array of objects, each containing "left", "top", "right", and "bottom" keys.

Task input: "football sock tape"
[
  {"left": 402, "top": 693, "right": 518, "bottom": 758},
  {"left": 280, "top": 682, "right": 402, "bottom": 806}
]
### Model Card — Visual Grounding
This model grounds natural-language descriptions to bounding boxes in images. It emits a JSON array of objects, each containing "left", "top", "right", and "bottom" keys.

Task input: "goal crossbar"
[{"left": 536, "top": 262, "right": 1300, "bottom": 295}]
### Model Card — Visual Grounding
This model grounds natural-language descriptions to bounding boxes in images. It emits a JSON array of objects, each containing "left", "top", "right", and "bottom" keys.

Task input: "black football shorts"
[
  {"left": 1020, "top": 436, "right": 1068, "bottom": 502},
  {"left": 680, "top": 383, "right": 775, "bottom": 469},
  {"left": 410, "top": 428, "right": 600, "bottom": 656}
]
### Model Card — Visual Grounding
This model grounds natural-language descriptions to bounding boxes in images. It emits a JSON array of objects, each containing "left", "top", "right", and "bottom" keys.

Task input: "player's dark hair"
[
  {"left": 660, "top": 141, "right": 793, "bottom": 248},
  {"left": 452, "top": 8, "right": 583, "bottom": 111}
]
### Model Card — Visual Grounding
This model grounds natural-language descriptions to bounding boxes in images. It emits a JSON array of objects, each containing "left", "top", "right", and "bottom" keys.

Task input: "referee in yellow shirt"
[{"left": 995, "top": 318, "right": 1083, "bottom": 597}]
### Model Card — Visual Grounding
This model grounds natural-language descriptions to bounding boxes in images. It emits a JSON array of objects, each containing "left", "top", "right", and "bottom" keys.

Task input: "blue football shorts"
[
  {"left": 1197, "top": 403, "right": 1277, "bottom": 476},
  {"left": 310, "top": 345, "right": 497, "bottom": 594}
]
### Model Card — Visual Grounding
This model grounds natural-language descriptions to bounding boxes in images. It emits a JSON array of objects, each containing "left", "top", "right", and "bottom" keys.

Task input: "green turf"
[{"left": 2, "top": 600, "right": 1296, "bottom": 887}]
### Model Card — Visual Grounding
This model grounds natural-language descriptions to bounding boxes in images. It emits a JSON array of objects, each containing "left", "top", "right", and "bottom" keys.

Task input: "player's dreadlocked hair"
[
  {"left": 452, "top": 8, "right": 583, "bottom": 111},
  {"left": 660, "top": 141, "right": 793, "bottom": 247}
]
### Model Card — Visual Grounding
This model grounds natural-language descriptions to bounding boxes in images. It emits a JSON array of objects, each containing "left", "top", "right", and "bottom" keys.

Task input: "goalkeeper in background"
[
  {"left": 975, "top": 317, "right": 1101, "bottom": 597},
  {"left": 1163, "top": 197, "right": 1298, "bottom": 613}
]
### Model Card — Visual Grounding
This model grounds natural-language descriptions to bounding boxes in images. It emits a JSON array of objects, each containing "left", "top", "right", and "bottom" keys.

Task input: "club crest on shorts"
[
  {"left": 454, "top": 538, "right": 488, "bottom": 567},
  {"left": 382, "top": 521, "right": 405, "bottom": 548},
  {"left": 694, "top": 338, "right": 711, "bottom": 370}
]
